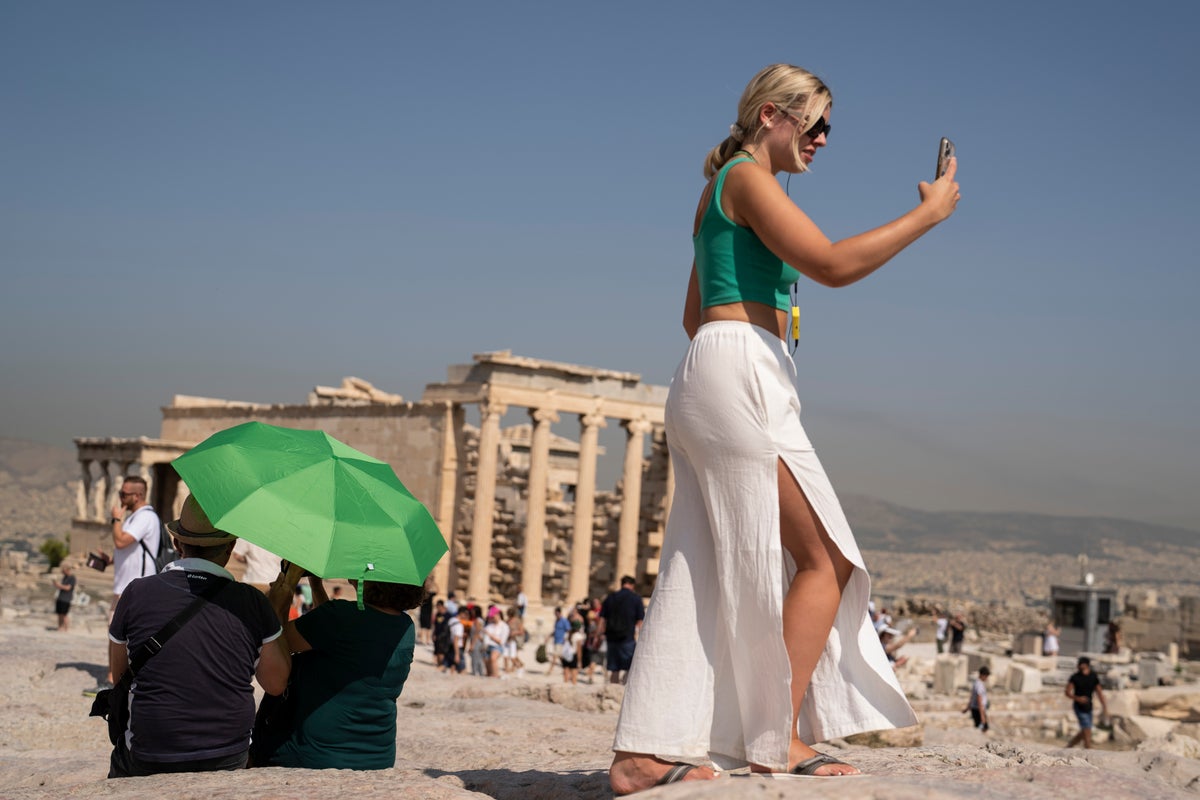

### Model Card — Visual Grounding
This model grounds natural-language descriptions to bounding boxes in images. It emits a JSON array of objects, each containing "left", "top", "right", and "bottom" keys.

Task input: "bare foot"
[{"left": 609, "top": 751, "right": 716, "bottom": 795}]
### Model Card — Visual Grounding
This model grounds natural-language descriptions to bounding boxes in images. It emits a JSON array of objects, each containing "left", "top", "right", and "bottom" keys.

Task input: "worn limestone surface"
[{"left": 1, "top": 610, "right": 1198, "bottom": 800}]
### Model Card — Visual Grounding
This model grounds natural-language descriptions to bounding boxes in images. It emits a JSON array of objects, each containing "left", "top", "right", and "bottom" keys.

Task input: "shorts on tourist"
[
  {"left": 607, "top": 637, "right": 636, "bottom": 673},
  {"left": 1074, "top": 708, "right": 1094, "bottom": 730},
  {"left": 55, "top": 600, "right": 71, "bottom": 616}
]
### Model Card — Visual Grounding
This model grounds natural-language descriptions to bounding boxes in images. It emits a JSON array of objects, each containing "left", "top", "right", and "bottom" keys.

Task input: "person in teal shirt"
[{"left": 258, "top": 577, "right": 423, "bottom": 770}]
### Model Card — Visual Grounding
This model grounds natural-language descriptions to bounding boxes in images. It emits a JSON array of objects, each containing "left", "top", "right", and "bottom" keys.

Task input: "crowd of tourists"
[{"left": 422, "top": 575, "right": 645, "bottom": 686}]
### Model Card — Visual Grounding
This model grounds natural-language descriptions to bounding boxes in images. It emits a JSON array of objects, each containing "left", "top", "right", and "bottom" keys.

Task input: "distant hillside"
[
  {"left": 0, "top": 437, "right": 77, "bottom": 547},
  {"left": 1, "top": 437, "right": 1196, "bottom": 563},
  {"left": 840, "top": 493, "right": 1200, "bottom": 557}
]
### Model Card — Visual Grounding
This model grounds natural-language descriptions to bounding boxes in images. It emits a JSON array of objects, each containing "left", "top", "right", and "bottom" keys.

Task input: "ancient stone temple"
[{"left": 69, "top": 352, "right": 671, "bottom": 609}]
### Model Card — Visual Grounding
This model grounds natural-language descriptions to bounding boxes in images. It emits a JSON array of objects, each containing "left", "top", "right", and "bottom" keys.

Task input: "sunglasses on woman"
[{"left": 779, "top": 108, "right": 830, "bottom": 141}]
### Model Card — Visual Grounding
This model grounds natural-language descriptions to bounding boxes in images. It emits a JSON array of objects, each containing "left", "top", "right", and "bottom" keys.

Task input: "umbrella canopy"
[{"left": 171, "top": 421, "right": 447, "bottom": 586}]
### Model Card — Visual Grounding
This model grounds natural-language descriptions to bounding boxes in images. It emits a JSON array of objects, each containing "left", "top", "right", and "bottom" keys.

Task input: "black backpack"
[{"left": 138, "top": 521, "right": 176, "bottom": 576}]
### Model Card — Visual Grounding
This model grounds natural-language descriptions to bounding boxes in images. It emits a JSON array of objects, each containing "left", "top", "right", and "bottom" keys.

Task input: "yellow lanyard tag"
[{"left": 791, "top": 305, "right": 800, "bottom": 342}]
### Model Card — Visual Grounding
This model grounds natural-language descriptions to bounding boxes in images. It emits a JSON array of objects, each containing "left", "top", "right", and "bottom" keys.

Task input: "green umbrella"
[{"left": 171, "top": 421, "right": 447, "bottom": 587}]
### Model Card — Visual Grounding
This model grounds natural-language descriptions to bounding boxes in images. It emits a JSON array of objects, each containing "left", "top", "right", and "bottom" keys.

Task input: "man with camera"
[{"left": 108, "top": 476, "right": 162, "bottom": 610}]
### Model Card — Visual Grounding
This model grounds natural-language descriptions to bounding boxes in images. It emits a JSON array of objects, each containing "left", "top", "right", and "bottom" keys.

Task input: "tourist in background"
[
  {"left": 965, "top": 666, "right": 990, "bottom": 732},
  {"left": 610, "top": 62, "right": 958, "bottom": 793},
  {"left": 445, "top": 607, "right": 467, "bottom": 674},
  {"left": 99, "top": 475, "right": 162, "bottom": 689},
  {"left": 52, "top": 563, "right": 76, "bottom": 632},
  {"left": 580, "top": 600, "right": 602, "bottom": 684},
  {"left": 417, "top": 585, "right": 435, "bottom": 646},
  {"left": 1042, "top": 621, "right": 1060, "bottom": 658},
  {"left": 108, "top": 476, "right": 162, "bottom": 610},
  {"left": 880, "top": 625, "right": 915, "bottom": 669},
  {"left": 483, "top": 607, "right": 506, "bottom": 677},
  {"left": 505, "top": 606, "right": 526, "bottom": 677},
  {"left": 432, "top": 599, "right": 451, "bottom": 668},
  {"left": 560, "top": 610, "right": 586, "bottom": 685},
  {"left": 1104, "top": 621, "right": 1122, "bottom": 654},
  {"left": 598, "top": 575, "right": 644, "bottom": 685},
  {"left": 1065, "top": 656, "right": 1108, "bottom": 749},
  {"left": 546, "top": 606, "right": 570, "bottom": 676},
  {"left": 949, "top": 613, "right": 967, "bottom": 654},
  {"left": 935, "top": 609, "right": 949, "bottom": 654},
  {"left": 469, "top": 606, "right": 487, "bottom": 676}
]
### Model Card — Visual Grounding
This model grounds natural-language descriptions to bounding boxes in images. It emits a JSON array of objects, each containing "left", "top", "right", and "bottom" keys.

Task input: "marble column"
[
  {"left": 520, "top": 407, "right": 558, "bottom": 609},
  {"left": 77, "top": 461, "right": 93, "bottom": 520},
  {"left": 467, "top": 400, "right": 506, "bottom": 602},
  {"left": 567, "top": 413, "right": 605, "bottom": 603},
  {"left": 95, "top": 460, "right": 112, "bottom": 520},
  {"left": 431, "top": 402, "right": 462, "bottom": 598},
  {"left": 616, "top": 418, "right": 652, "bottom": 585}
]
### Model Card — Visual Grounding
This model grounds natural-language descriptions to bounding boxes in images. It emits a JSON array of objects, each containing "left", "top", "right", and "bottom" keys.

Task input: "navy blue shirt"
[
  {"left": 600, "top": 588, "right": 645, "bottom": 642},
  {"left": 109, "top": 559, "right": 280, "bottom": 762}
]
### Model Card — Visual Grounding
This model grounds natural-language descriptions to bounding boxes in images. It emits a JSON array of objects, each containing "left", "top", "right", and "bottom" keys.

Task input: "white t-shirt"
[
  {"left": 448, "top": 617, "right": 465, "bottom": 649},
  {"left": 112, "top": 505, "right": 162, "bottom": 595},
  {"left": 232, "top": 539, "right": 280, "bottom": 585},
  {"left": 485, "top": 620, "right": 505, "bottom": 648},
  {"left": 968, "top": 677, "right": 989, "bottom": 710},
  {"left": 936, "top": 617, "right": 949, "bottom": 641}
]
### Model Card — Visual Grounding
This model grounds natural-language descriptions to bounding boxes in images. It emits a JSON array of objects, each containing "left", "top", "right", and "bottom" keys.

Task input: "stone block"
[
  {"left": 1166, "top": 642, "right": 1179, "bottom": 667},
  {"left": 1138, "top": 657, "right": 1164, "bottom": 687},
  {"left": 1138, "top": 732, "right": 1200, "bottom": 759},
  {"left": 933, "top": 654, "right": 968, "bottom": 694},
  {"left": 1106, "top": 689, "right": 1140, "bottom": 721},
  {"left": 1012, "top": 654, "right": 1058, "bottom": 671},
  {"left": 1143, "top": 692, "right": 1200, "bottom": 723},
  {"left": 1119, "top": 714, "right": 1180, "bottom": 743},
  {"left": 1013, "top": 633, "right": 1043, "bottom": 655},
  {"left": 966, "top": 652, "right": 994, "bottom": 674},
  {"left": 1005, "top": 663, "right": 1043, "bottom": 693}
]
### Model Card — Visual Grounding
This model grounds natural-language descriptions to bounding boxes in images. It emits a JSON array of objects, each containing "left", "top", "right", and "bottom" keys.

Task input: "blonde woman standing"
[{"left": 609, "top": 63, "right": 960, "bottom": 794}]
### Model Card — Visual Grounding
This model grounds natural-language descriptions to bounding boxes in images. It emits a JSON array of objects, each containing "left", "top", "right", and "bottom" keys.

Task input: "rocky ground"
[{"left": 1, "top": 587, "right": 1199, "bottom": 800}]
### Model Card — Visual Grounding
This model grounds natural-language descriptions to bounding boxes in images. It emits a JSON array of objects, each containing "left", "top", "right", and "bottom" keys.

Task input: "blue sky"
[{"left": 2, "top": 2, "right": 1198, "bottom": 531}]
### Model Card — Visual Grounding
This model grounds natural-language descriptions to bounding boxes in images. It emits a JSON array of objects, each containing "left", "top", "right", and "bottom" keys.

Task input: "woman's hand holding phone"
[{"left": 918, "top": 139, "right": 960, "bottom": 224}]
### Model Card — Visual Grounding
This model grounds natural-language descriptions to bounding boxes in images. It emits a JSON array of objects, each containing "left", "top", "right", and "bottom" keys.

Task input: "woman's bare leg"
[{"left": 752, "top": 459, "right": 858, "bottom": 775}]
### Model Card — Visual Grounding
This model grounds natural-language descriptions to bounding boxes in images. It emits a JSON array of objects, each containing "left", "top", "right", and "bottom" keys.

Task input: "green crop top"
[{"left": 693, "top": 157, "right": 800, "bottom": 311}]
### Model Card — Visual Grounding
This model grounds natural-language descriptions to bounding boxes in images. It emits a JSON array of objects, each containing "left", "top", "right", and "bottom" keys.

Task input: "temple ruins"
[{"left": 69, "top": 351, "right": 671, "bottom": 608}]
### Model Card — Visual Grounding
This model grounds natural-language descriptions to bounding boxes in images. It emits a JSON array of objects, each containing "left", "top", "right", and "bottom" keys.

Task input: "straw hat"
[{"left": 165, "top": 494, "right": 238, "bottom": 546}]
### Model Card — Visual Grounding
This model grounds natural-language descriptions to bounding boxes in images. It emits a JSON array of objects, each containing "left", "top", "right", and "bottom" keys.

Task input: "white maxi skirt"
[{"left": 612, "top": 321, "right": 916, "bottom": 771}]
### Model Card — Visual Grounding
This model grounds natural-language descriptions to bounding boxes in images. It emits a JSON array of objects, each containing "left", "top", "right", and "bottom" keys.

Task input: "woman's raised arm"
[{"left": 731, "top": 158, "right": 960, "bottom": 288}]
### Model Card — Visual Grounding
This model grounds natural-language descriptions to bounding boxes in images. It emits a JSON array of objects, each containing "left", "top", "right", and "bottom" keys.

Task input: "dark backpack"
[{"left": 138, "top": 524, "right": 176, "bottom": 576}]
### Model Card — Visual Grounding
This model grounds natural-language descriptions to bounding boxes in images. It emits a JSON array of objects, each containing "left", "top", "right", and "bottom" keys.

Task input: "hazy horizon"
[{"left": 3, "top": 2, "right": 1198, "bottom": 532}]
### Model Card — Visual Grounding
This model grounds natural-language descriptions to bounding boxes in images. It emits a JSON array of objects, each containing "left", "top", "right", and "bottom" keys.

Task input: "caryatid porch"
[{"left": 422, "top": 351, "right": 669, "bottom": 609}]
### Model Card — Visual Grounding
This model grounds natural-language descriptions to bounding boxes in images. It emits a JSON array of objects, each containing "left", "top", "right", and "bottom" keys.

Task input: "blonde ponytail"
[{"left": 703, "top": 64, "right": 832, "bottom": 179}]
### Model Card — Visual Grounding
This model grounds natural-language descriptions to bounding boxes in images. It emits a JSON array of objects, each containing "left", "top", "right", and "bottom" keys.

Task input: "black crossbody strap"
[{"left": 127, "top": 577, "right": 229, "bottom": 677}]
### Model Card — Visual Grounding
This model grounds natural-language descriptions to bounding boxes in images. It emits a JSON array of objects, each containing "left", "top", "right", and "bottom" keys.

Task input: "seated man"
[
  {"left": 107, "top": 494, "right": 290, "bottom": 777},
  {"left": 880, "top": 625, "right": 916, "bottom": 668}
]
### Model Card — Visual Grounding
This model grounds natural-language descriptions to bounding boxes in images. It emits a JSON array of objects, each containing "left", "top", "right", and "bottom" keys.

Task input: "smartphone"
[{"left": 936, "top": 137, "right": 955, "bottom": 180}]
